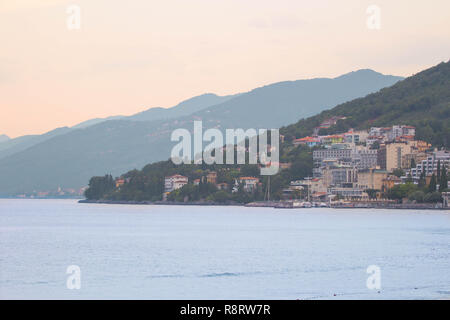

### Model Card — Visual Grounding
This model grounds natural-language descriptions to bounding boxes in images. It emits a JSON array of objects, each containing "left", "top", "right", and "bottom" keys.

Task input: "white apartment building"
[
  {"left": 407, "top": 150, "right": 450, "bottom": 179},
  {"left": 164, "top": 174, "right": 188, "bottom": 193}
]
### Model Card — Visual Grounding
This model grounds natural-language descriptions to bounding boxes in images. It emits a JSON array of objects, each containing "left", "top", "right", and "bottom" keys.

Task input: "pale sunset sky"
[{"left": 1, "top": 0, "right": 449, "bottom": 138}]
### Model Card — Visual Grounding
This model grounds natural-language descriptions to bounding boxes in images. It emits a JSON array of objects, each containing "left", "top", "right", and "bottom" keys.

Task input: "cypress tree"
[
  {"left": 437, "top": 160, "right": 441, "bottom": 179},
  {"left": 418, "top": 170, "right": 426, "bottom": 189},
  {"left": 428, "top": 173, "right": 437, "bottom": 193},
  {"left": 439, "top": 165, "right": 448, "bottom": 191}
]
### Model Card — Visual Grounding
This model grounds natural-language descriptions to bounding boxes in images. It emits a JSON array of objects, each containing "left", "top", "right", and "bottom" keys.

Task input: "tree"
[
  {"left": 392, "top": 168, "right": 405, "bottom": 178},
  {"left": 410, "top": 158, "right": 416, "bottom": 169},
  {"left": 84, "top": 174, "right": 115, "bottom": 200},
  {"left": 424, "top": 191, "right": 442, "bottom": 203},
  {"left": 370, "top": 141, "right": 380, "bottom": 150},
  {"left": 406, "top": 173, "right": 413, "bottom": 183},
  {"left": 437, "top": 160, "right": 441, "bottom": 179},
  {"left": 428, "top": 173, "right": 437, "bottom": 192},
  {"left": 418, "top": 170, "right": 426, "bottom": 188},
  {"left": 439, "top": 165, "right": 448, "bottom": 191},
  {"left": 386, "top": 183, "right": 417, "bottom": 201},
  {"left": 365, "top": 189, "right": 378, "bottom": 200},
  {"left": 409, "top": 190, "right": 425, "bottom": 203}
]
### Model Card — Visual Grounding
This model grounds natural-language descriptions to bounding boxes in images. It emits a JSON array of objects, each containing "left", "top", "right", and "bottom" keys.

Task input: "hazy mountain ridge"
[
  {"left": 0, "top": 134, "right": 10, "bottom": 143},
  {"left": 0, "top": 69, "right": 403, "bottom": 195},
  {"left": 0, "top": 93, "right": 234, "bottom": 160}
]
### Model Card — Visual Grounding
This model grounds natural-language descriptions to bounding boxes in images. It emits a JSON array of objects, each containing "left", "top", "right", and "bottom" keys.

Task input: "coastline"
[{"left": 78, "top": 199, "right": 449, "bottom": 210}]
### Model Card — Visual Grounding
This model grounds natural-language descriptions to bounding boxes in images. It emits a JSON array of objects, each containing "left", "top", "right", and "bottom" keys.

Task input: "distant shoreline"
[{"left": 78, "top": 199, "right": 449, "bottom": 210}]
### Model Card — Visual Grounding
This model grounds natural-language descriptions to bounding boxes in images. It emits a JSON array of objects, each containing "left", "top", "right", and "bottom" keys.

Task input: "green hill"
[{"left": 280, "top": 61, "right": 450, "bottom": 147}]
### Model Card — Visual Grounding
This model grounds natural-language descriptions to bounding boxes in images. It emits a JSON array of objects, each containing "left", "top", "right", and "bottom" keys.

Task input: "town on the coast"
[{"left": 85, "top": 119, "right": 450, "bottom": 209}]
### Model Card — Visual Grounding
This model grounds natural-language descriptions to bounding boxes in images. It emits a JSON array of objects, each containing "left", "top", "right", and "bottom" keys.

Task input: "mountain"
[
  {"left": 0, "top": 69, "right": 403, "bottom": 195},
  {"left": 127, "top": 93, "right": 239, "bottom": 122},
  {"left": 0, "top": 127, "right": 73, "bottom": 159},
  {"left": 0, "top": 134, "right": 10, "bottom": 143},
  {"left": 190, "top": 69, "right": 403, "bottom": 129},
  {"left": 0, "top": 94, "right": 234, "bottom": 161},
  {"left": 72, "top": 115, "right": 125, "bottom": 129},
  {"left": 281, "top": 61, "right": 450, "bottom": 148}
]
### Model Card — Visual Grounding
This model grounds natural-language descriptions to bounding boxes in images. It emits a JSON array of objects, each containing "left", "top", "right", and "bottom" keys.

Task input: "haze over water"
[{"left": 0, "top": 199, "right": 449, "bottom": 299}]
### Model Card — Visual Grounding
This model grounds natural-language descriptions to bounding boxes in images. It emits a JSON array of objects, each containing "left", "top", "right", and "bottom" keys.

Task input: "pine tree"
[{"left": 428, "top": 173, "right": 437, "bottom": 193}]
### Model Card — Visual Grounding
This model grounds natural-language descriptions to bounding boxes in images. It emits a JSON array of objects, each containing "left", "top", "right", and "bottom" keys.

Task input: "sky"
[{"left": 1, "top": 0, "right": 449, "bottom": 138}]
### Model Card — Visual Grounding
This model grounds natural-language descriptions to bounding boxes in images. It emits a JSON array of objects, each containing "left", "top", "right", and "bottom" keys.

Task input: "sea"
[{"left": 0, "top": 199, "right": 449, "bottom": 299}]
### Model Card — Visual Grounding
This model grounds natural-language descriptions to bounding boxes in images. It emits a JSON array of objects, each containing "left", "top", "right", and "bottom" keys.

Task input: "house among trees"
[{"left": 238, "top": 177, "right": 259, "bottom": 192}]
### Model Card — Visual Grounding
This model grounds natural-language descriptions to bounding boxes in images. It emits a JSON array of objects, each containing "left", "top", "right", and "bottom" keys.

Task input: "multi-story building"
[
  {"left": 293, "top": 136, "right": 321, "bottom": 147},
  {"left": 352, "top": 148, "right": 378, "bottom": 169},
  {"left": 357, "top": 169, "right": 388, "bottom": 190},
  {"left": 344, "top": 129, "right": 369, "bottom": 144},
  {"left": 164, "top": 174, "right": 188, "bottom": 193},
  {"left": 407, "top": 149, "right": 450, "bottom": 180},
  {"left": 401, "top": 152, "right": 428, "bottom": 170},
  {"left": 313, "top": 144, "right": 353, "bottom": 175},
  {"left": 322, "top": 165, "right": 358, "bottom": 188},
  {"left": 369, "top": 125, "right": 415, "bottom": 143},
  {"left": 320, "top": 135, "right": 344, "bottom": 145},
  {"left": 378, "top": 142, "right": 413, "bottom": 172}
]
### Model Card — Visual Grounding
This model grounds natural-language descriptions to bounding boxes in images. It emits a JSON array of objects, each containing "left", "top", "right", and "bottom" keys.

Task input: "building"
[
  {"left": 296, "top": 178, "right": 326, "bottom": 195},
  {"left": 357, "top": 169, "right": 388, "bottom": 190},
  {"left": 217, "top": 182, "right": 229, "bottom": 190},
  {"left": 279, "top": 162, "right": 292, "bottom": 170},
  {"left": 320, "top": 135, "right": 344, "bottom": 145},
  {"left": 344, "top": 129, "right": 369, "bottom": 144},
  {"left": 442, "top": 192, "right": 450, "bottom": 208},
  {"left": 322, "top": 165, "right": 358, "bottom": 188},
  {"left": 382, "top": 175, "right": 402, "bottom": 190},
  {"left": 401, "top": 152, "right": 428, "bottom": 170},
  {"left": 238, "top": 177, "right": 260, "bottom": 192},
  {"left": 206, "top": 171, "right": 217, "bottom": 185},
  {"left": 115, "top": 178, "right": 125, "bottom": 188},
  {"left": 407, "top": 149, "right": 450, "bottom": 180},
  {"left": 378, "top": 142, "right": 413, "bottom": 172},
  {"left": 293, "top": 136, "right": 321, "bottom": 147},
  {"left": 328, "top": 186, "right": 368, "bottom": 200},
  {"left": 369, "top": 125, "right": 415, "bottom": 143},
  {"left": 164, "top": 174, "right": 188, "bottom": 193},
  {"left": 353, "top": 147, "right": 378, "bottom": 169},
  {"left": 313, "top": 144, "right": 353, "bottom": 175}
]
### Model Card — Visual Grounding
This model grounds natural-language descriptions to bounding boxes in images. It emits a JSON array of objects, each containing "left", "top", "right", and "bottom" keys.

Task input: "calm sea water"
[{"left": 0, "top": 199, "right": 449, "bottom": 299}]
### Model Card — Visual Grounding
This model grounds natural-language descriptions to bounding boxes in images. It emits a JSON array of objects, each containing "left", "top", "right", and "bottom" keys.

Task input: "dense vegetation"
[
  {"left": 280, "top": 61, "right": 450, "bottom": 147},
  {"left": 84, "top": 144, "right": 314, "bottom": 202},
  {"left": 386, "top": 163, "right": 448, "bottom": 203}
]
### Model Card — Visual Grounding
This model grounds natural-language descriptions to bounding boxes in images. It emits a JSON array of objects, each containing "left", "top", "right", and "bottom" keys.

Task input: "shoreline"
[{"left": 78, "top": 199, "right": 449, "bottom": 210}]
